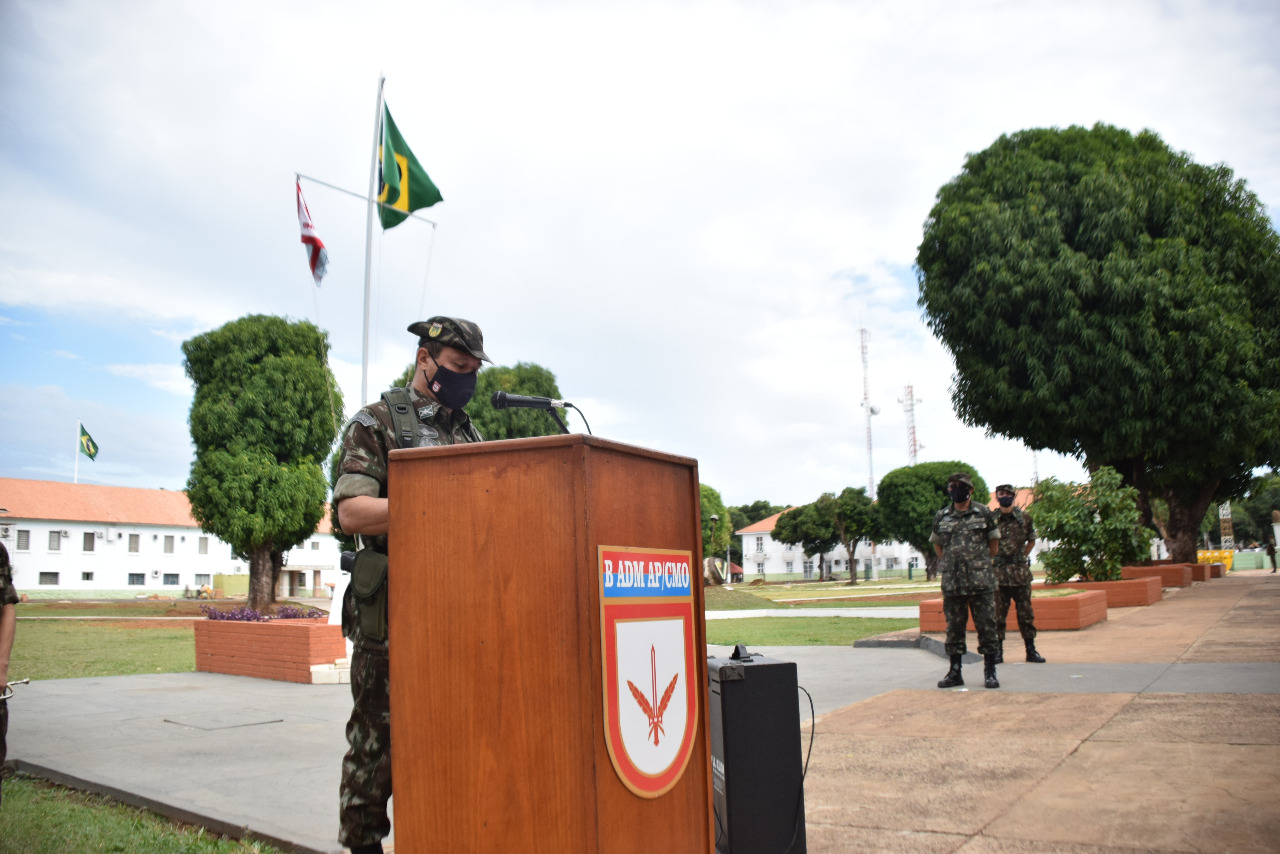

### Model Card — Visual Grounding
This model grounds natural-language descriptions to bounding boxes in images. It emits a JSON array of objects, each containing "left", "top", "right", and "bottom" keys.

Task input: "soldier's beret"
[
  {"left": 407, "top": 316, "right": 491, "bottom": 362},
  {"left": 947, "top": 472, "right": 974, "bottom": 488},
  {"left": 995, "top": 483, "right": 1015, "bottom": 494}
]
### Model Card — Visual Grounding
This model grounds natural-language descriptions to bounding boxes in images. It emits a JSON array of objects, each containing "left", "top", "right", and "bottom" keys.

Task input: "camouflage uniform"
[
  {"left": 334, "top": 318, "right": 487, "bottom": 853},
  {"left": 931, "top": 503, "right": 1001, "bottom": 656},
  {"left": 1, "top": 549, "right": 18, "bottom": 805},
  {"left": 994, "top": 507, "right": 1037, "bottom": 643}
]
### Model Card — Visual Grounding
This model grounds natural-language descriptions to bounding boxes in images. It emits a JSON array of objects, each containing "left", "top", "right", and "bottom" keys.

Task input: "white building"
[
  {"left": 0, "top": 478, "right": 342, "bottom": 599},
  {"left": 735, "top": 510, "right": 927, "bottom": 582}
]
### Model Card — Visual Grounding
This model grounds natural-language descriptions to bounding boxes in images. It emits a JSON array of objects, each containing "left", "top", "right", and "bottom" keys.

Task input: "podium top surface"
[{"left": 388, "top": 432, "right": 698, "bottom": 468}]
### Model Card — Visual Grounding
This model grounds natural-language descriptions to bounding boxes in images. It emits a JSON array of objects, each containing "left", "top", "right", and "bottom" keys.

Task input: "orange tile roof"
[
  {"left": 0, "top": 478, "right": 333, "bottom": 534},
  {"left": 735, "top": 509, "right": 797, "bottom": 535}
]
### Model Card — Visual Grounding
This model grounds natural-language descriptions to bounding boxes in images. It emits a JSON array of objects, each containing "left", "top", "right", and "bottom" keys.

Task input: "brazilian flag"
[
  {"left": 79, "top": 424, "right": 99, "bottom": 460},
  {"left": 378, "top": 104, "right": 443, "bottom": 229}
]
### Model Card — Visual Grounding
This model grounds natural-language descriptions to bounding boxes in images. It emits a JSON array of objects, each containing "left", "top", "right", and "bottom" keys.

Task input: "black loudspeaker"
[{"left": 707, "top": 648, "right": 806, "bottom": 854}]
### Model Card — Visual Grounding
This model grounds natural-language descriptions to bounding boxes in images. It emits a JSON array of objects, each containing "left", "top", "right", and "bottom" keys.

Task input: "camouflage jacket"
[
  {"left": 931, "top": 502, "right": 1000, "bottom": 594},
  {"left": 993, "top": 507, "right": 1035, "bottom": 586},
  {"left": 1, "top": 560, "right": 17, "bottom": 607},
  {"left": 333, "top": 384, "right": 485, "bottom": 553}
]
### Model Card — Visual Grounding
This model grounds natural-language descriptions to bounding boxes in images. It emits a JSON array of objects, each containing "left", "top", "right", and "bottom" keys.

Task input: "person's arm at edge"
[
  {"left": 338, "top": 496, "right": 390, "bottom": 536},
  {"left": 0, "top": 602, "right": 15, "bottom": 688}
]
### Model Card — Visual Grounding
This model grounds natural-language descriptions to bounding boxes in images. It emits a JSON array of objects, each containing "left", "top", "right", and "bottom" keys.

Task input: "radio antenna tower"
[
  {"left": 860, "top": 329, "right": 879, "bottom": 497},
  {"left": 899, "top": 385, "right": 922, "bottom": 465}
]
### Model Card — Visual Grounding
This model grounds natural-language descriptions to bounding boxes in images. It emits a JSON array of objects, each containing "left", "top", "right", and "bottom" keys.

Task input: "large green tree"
[
  {"left": 877, "top": 462, "right": 989, "bottom": 580},
  {"left": 917, "top": 123, "right": 1280, "bottom": 563},
  {"left": 184, "top": 315, "right": 343, "bottom": 612},
  {"left": 699, "top": 484, "right": 731, "bottom": 572},
  {"left": 817, "top": 488, "right": 882, "bottom": 584},
  {"left": 773, "top": 502, "right": 839, "bottom": 579}
]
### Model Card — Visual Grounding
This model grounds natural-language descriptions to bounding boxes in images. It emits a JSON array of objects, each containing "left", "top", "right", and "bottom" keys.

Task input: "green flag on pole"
[
  {"left": 79, "top": 424, "right": 99, "bottom": 460},
  {"left": 378, "top": 103, "right": 443, "bottom": 229}
]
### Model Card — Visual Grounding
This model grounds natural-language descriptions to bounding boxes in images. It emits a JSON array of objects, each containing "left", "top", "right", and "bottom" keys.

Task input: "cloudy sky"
[{"left": 2, "top": 0, "right": 1277, "bottom": 509}]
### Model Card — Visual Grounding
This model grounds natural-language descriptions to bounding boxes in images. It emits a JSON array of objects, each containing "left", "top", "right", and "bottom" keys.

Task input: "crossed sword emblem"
[{"left": 627, "top": 645, "right": 679, "bottom": 746}]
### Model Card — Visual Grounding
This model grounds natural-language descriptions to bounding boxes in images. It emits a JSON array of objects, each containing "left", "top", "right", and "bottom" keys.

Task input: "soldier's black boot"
[
  {"left": 994, "top": 640, "right": 1004, "bottom": 664},
  {"left": 1025, "top": 641, "right": 1046, "bottom": 663},
  {"left": 937, "top": 654, "right": 964, "bottom": 688},
  {"left": 984, "top": 654, "right": 1000, "bottom": 689}
]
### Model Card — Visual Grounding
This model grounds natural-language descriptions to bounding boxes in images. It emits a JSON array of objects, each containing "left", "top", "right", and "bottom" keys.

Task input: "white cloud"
[
  {"left": 52, "top": 350, "right": 78, "bottom": 360},
  {"left": 104, "top": 364, "right": 192, "bottom": 396}
]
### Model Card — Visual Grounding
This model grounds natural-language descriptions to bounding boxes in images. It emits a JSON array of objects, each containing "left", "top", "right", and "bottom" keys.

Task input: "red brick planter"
[
  {"left": 919, "top": 590, "right": 1107, "bottom": 632},
  {"left": 1042, "top": 577, "right": 1162, "bottom": 607},
  {"left": 194, "top": 619, "right": 347, "bottom": 684},
  {"left": 1209, "top": 563, "right": 1225, "bottom": 578},
  {"left": 1121, "top": 564, "right": 1194, "bottom": 588},
  {"left": 1190, "top": 563, "right": 1213, "bottom": 582}
]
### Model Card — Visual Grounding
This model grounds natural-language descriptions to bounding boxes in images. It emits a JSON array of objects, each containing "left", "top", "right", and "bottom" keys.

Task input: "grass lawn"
[
  {"left": 2, "top": 775, "right": 287, "bottom": 854},
  {"left": 9, "top": 620, "right": 196, "bottom": 680},
  {"left": 706, "top": 617, "right": 918, "bottom": 646},
  {"left": 704, "top": 585, "right": 790, "bottom": 610}
]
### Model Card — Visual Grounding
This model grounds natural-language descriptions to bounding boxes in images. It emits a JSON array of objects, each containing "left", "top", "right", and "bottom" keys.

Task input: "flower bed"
[
  {"left": 919, "top": 590, "right": 1107, "bottom": 632},
  {"left": 1121, "top": 564, "right": 1194, "bottom": 588},
  {"left": 1042, "top": 576, "right": 1162, "bottom": 607},
  {"left": 194, "top": 618, "right": 347, "bottom": 684}
]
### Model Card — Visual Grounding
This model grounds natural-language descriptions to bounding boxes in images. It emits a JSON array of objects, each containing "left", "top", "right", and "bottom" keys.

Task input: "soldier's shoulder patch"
[{"left": 350, "top": 411, "right": 378, "bottom": 429}]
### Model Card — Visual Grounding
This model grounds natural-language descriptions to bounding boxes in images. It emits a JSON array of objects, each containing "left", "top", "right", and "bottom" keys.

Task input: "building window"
[
  {"left": 755, "top": 536, "right": 764, "bottom": 553},
  {"left": 82, "top": 571, "right": 94, "bottom": 581},
  {"left": 195, "top": 574, "right": 211, "bottom": 586},
  {"left": 48, "top": 531, "right": 61, "bottom": 551},
  {"left": 83, "top": 532, "right": 95, "bottom": 552},
  {"left": 803, "top": 560, "right": 814, "bottom": 579},
  {"left": 39, "top": 572, "right": 59, "bottom": 585},
  {"left": 786, "top": 561, "right": 794, "bottom": 573},
  {"left": 756, "top": 562, "right": 765, "bottom": 574},
  {"left": 17, "top": 529, "right": 30, "bottom": 550},
  {"left": 129, "top": 534, "right": 140, "bottom": 553},
  {"left": 311, "top": 541, "right": 319, "bottom": 550},
  {"left": 785, "top": 543, "right": 794, "bottom": 551},
  {"left": 164, "top": 535, "right": 175, "bottom": 554},
  {"left": 833, "top": 559, "right": 841, "bottom": 568},
  {"left": 128, "top": 573, "right": 145, "bottom": 586},
  {"left": 198, "top": 537, "right": 208, "bottom": 555},
  {"left": 163, "top": 573, "right": 179, "bottom": 586}
]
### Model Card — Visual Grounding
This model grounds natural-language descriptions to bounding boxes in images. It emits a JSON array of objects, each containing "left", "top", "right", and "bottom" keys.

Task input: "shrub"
[
  {"left": 1032, "top": 466, "right": 1148, "bottom": 583},
  {"left": 200, "top": 605, "right": 325, "bottom": 621}
]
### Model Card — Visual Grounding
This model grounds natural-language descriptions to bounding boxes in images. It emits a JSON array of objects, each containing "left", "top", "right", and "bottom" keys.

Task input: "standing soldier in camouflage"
[
  {"left": 992, "top": 484, "right": 1046, "bottom": 664},
  {"left": 931, "top": 472, "right": 1002, "bottom": 689},
  {"left": 0, "top": 543, "right": 18, "bottom": 805},
  {"left": 332, "top": 317, "right": 490, "bottom": 854}
]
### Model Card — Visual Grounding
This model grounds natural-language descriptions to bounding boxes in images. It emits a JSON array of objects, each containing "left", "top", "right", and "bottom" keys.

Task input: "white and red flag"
[{"left": 296, "top": 180, "right": 329, "bottom": 286}]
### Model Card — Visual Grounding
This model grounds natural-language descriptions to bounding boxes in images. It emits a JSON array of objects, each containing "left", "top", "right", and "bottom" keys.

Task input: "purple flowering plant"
[{"left": 200, "top": 604, "right": 326, "bottom": 621}]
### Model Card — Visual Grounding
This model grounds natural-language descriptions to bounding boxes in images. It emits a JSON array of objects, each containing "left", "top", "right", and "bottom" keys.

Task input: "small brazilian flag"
[
  {"left": 377, "top": 103, "right": 443, "bottom": 229},
  {"left": 79, "top": 425, "right": 99, "bottom": 460}
]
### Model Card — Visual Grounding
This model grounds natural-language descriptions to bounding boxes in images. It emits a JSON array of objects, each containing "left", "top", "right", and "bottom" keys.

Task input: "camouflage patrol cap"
[
  {"left": 407, "top": 316, "right": 491, "bottom": 362},
  {"left": 995, "top": 483, "right": 1015, "bottom": 494},
  {"left": 947, "top": 472, "right": 974, "bottom": 488}
]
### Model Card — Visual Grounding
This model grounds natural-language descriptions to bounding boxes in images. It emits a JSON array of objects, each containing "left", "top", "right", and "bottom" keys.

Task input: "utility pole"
[
  {"left": 898, "top": 385, "right": 922, "bottom": 465},
  {"left": 860, "top": 329, "right": 879, "bottom": 498}
]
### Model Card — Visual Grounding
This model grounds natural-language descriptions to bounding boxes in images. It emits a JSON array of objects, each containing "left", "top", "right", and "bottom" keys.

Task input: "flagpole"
[
  {"left": 361, "top": 75, "right": 386, "bottom": 407},
  {"left": 74, "top": 419, "right": 81, "bottom": 484}
]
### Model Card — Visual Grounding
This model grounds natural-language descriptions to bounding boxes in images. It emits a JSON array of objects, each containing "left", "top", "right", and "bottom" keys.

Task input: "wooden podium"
[{"left": 388, "top": 434, "right": 713, "bottom": 853}]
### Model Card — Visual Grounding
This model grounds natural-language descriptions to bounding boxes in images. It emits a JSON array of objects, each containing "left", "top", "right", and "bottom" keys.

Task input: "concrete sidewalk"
[{"left": 6, "top": 574, "right": 1280, "bottom": 853}]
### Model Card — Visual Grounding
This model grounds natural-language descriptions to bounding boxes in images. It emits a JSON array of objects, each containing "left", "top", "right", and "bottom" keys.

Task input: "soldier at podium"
[{"left": 332, "top": 316, "right": 490, "bottom": 854}]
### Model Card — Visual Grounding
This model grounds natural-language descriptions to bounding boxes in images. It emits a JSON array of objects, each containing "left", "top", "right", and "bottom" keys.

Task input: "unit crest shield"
[{"left": 598, "top": 546, "right": 699, "bottom": 798}]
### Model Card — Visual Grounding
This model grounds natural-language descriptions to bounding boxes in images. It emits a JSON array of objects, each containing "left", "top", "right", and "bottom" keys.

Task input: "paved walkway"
[{"left": 5, "top": 573, "right": 1278, "bottom": 853}]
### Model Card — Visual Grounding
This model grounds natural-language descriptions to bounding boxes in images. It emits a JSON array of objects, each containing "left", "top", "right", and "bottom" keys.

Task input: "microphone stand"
[{"left": 548, "top": 408, "right": 570, "bottom": 435}]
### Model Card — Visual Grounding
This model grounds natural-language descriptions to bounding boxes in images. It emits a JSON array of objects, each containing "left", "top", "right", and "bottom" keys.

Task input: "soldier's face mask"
[
  {"left": 949, "top": 485, "right": 971, "bottom": 503},
  {"left": 425, "top": 355, "right": 478, "bottom": 410},
  {"left": 997, "top": 495, "right": 1014, "bottom": 507}
]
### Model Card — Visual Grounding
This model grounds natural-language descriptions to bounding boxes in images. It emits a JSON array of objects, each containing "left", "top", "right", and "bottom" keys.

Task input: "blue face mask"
[
  {"left": 425, "top": 357, "right": 477, "bottom": 410},
  {"left": 998, "top": 496, "right": 1014, "bottom": 507}
]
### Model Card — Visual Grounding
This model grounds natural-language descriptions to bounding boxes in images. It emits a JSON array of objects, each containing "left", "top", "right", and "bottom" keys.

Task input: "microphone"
[{"left": 491, "top": 391, "right": 568, "bottom": 410}]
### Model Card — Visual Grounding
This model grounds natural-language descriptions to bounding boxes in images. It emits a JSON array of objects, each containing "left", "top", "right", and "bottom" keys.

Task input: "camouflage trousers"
[
  {"left": 1, "top": 697, "right": 8, "bottom": 806},
  {"left": 995, "top": 584, "right": 1037, "bottom": 643},
  {"left": 339, "top": 638, "right": 392, "bottom": 849},
  {"left": 943, "top": 591, "right": 999, "bottom": 656}
]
